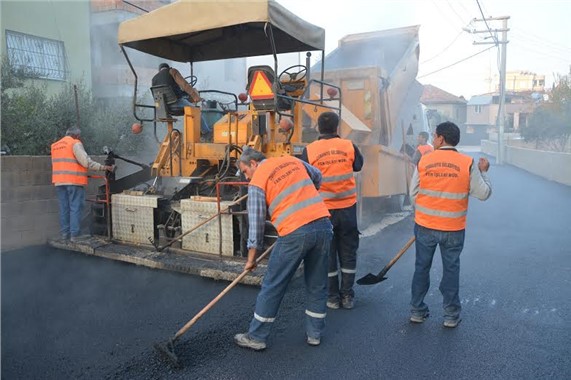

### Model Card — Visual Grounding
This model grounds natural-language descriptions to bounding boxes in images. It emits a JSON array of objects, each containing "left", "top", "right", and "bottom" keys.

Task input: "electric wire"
[
  {"left": 445, "top": 0, "right": 469, "bottom": 26},
  {"left": 475, "top": 0, "right": 498, "bottom": 45},
  {"left": 420, "top": 31, "right": 464, "bottom": 64},
  {"left": 511, "top": 29, "right": 571, "bottom": 55},
  {"left": 418, "top": 46, "right": 495, "bottom": 79}
]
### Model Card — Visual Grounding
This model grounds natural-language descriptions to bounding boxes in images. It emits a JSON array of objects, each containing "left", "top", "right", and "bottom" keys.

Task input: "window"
[
  {"left": 6, "top": 30, "right": 67, "bottom": 81},
  {"left": 475, "top": 105, "right": 482, "bottom": 113}
]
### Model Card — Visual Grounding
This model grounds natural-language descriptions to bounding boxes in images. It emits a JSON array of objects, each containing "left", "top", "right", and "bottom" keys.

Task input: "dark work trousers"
[{"left": 328, "top": 203, "right": 360, "bottom": 300}]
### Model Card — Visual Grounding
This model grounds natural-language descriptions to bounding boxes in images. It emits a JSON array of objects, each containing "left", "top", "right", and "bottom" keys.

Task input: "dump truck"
[
  {"left": 308, "top": 25, "right": 429, "bottom": 218},
  {"left": 58, "top": 2, "right": 427, "bottom": 275}
]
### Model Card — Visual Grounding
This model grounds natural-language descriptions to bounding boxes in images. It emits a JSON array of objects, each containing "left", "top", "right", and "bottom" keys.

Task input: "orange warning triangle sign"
[{"left": 248, "top": 71, "right": 274, "bottom": 100}]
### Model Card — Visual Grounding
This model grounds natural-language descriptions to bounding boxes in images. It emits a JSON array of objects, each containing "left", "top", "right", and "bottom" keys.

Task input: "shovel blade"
[
  {"left": 154, "top": 340, "right": 181, "bottom": 368},
  {"left": 356, "top": 273, "right": 388, "bottom": 285}
]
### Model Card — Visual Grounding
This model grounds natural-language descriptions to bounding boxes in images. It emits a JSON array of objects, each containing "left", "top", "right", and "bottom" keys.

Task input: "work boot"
[
  {"left": 326, "top": 298, "right": 340, "bottom": 310},
  {"left": 443, "top": 318, "right": 461, "bottom": 328},
  {"left": 306, "top": 335, "right": 321, "bottom": 346},
  {"left": 234, "top": 333, "right": 266, "bottom": 351},
  {"left": 410, "top": 313, "right": 429, "bottom": 323},
  {"left": 341, "top": 295, "right": 354, "bottom": 309}
]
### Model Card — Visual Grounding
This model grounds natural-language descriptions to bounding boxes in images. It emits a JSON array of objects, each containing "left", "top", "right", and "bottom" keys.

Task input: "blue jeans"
[
  {"left": 410, "top": 223, "right": 465, "bottom": 321},
  {"left": 56, "top": 185, "right": 85, "bottom": 238},
  {"left": 328, "top": 204, "right": 360, "bottom": 300},
  {"left": 248, "top": 217, "right": 333, "bottom": 342}
]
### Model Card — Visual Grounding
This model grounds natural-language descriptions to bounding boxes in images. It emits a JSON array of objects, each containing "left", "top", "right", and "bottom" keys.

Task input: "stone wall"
[{"left": 1, "top": 156, "right": 106, "bottom": 252}]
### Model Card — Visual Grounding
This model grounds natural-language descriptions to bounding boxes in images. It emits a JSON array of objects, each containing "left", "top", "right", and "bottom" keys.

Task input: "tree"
[
  {"left": 520, "top": 74, "right": 571, "bottom": 152},
  {"left": 1, "top": 57, "right": 144, "bottom": 156}
]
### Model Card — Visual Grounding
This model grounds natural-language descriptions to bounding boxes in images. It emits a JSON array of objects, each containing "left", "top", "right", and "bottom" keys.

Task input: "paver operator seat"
[{"left": 150, "top": 85, "right": 185, "bottom": 120}]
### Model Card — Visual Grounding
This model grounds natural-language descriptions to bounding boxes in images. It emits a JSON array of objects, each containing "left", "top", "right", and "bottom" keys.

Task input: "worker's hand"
[
  {"left": 478, "top": 157, "right": 490, "bottom": 173},
  {"left": 104, "top": 165, "right": 115, "bottom": 172},
  {"left": 244, "top": 259, "right": 257, "bottom": 271},
  {"left": 244, "top": 247, "right": 258, "bottom": 271}
]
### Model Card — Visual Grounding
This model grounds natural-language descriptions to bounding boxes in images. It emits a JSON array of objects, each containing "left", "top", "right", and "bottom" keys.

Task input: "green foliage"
[
  {"left": 521, "top": 74, "right": 571, "bottom": 152},
  {"left": 1, "top": 58, "right": 143, "bottom": 156}
]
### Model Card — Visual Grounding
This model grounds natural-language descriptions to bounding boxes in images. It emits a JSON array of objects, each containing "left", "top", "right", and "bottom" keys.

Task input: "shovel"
[
  {"left": 154, "top": 242, "right": 275, "bottom": 368},
  {"left": 356, "top": 236, "right": 415, "bottom": 285}
]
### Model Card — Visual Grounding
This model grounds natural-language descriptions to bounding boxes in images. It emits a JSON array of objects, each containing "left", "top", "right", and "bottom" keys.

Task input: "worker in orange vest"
[
  {"left": 301, "top": 112, "right": 364, "bottom": 310},
  {"left": 51, "top": 126, "right": 113, "bottom": 241},
  {"left": 411, "top": 131, "right": 434, "bottom": 166},
  {"left": 409, "top": 121, "right": 492, "bottom": 328},
  {"left": 234, "top": 147, "right": 333, "bottom": 350}
]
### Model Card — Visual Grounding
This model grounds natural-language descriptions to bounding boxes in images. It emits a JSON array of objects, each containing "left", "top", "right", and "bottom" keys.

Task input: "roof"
[
  {"left": 468, "top": 95, "right": 494, "bottom": 105},
  {"left": 118, "top": 0, "right": 325, "bottom": 62},
  {"left": 420, "top": 84, "right": 466, "bottom": 104}
]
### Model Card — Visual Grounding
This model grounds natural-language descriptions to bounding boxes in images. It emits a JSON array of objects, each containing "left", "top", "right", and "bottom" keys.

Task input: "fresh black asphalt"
[{"left": 2, "top": 156, "right": 570, "bottom": 379}]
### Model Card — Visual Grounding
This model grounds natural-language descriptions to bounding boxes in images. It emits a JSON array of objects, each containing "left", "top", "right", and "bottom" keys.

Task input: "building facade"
[
  {"left": 420, "top": 84, "right": 467, "bottom": 128},
  {"left": 90, "top": 0, "right": 247, "bottom": 102},
  {"left": 493, "top": 71, "right": 545, "bottom": 93},
  {"left": 1, "top": 0, "right": 92, "bottom": 95}
]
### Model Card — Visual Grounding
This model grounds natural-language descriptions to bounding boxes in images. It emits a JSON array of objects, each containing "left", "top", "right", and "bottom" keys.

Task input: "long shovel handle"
[
  {"left": 172, "top": 242, "right": 276, "bottom": 341},
  {"left": 376, "top": 236, "right": 415, "bottom": 278},
  {"left": 157, "top": 194, "right": 248, "bottom": 251}
]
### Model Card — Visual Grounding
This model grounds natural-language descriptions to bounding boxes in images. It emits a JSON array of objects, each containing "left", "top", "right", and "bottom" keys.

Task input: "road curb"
[{"left": 47, "top": 237, "right": 269, "bottom": 286}]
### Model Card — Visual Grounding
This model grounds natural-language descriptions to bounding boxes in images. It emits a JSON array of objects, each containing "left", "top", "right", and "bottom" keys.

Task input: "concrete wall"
[
  {"left": 482, "top": 140, "right": 571, "bottom": 186},
  {"left": 1, "top": 156, "right": 106, "bottom": 252}
]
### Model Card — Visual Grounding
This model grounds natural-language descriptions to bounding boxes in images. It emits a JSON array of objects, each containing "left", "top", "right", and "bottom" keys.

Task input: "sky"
[{"left": 271, "top": 0, "right": 571, "bottom": 100}]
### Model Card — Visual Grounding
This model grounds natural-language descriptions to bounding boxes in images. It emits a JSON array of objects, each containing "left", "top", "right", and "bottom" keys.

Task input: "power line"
[
  {"left": 420, "top": 31, "right": 464, "bottom": 64},
  {"left": 418, "top": 46, "right": 495, "bottom": 79},
  {"left": 511, "top": 28, "right": 571, "bottom": 54},
  {"left": 510, "top": 34, "right": 571, "bottom": 58},
  {"left": 457, "top": 1, "right": 474, "bottom": 19},
  {"left": 509, "top": 39, "right": 571, "bottom": 63},
  {"left": 445, "top": 0, "right": 469, "bottom": 25},
  {"left": 430, "top": 0, "right": 465, "bottom": 31},
  {"left": 475, "top": 0, "right": 498, "bottom": 45}
]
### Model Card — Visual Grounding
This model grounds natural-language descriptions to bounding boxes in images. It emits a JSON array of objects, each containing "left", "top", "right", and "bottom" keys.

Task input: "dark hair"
[
  {"left": 158, "top": 63, "right": 170, "bottom": 70},
  {"left": 65, "top": 126, "right": 81, "bottom": 138},
  {"left": 317, "top": 112, "right": 339, "bottom": 134},
  {"left": 435, "top": 121, "right": 460, "bottom": 146},
  {"left": 419, "top": 131, "right": 429, "bottom": 140}
]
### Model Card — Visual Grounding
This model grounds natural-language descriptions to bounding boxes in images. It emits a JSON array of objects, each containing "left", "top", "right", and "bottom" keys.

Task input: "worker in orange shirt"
[
  {"left": 409, "top": 121, "right": 492, "bottom": 328},
  {"left": 301, "top": 112, "right": 364, "bottom": 310},
  {"left": 51, "top": 126, "right": 113, "bottom": 241},
  {"left": 411, "top": 131, "right": 434, "bottom": 166},
  {"left": 234, "top": 147, "right": 333, "bottom": 350}
]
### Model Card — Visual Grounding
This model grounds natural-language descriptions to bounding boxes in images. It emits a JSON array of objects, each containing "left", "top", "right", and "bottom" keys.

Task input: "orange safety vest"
[
  {"left": 51, "top": 136, "right": 88, "bottom": 186},
  {"left": 249, "top": 156, "right": 330, "bottom": 236},
  {"left": 306, "top": 138, "right": 357, "bottom": 210},
  {"left": 415, "top": 149, "right": 472, "bottom": 231},
  {"left": 417, "top": 144, "right": 434, "bottom": 156}
]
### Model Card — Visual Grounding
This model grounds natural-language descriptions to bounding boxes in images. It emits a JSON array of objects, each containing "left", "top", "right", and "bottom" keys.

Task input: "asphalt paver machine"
[{"left": 102, "top": 0, "right": 340, "bottom": 257}]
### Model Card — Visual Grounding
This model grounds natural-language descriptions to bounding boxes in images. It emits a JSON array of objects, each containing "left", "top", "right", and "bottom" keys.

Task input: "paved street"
[{"left": 2, "top": 156, "right": 570, "bottom": 379}]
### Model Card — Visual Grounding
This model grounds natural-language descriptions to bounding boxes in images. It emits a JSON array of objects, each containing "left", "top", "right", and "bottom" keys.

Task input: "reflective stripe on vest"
[
  {"left": 249, "top": 156, "right": 330, "bottom": 236},
  {"left": 51, "top": 136, "right": 88, "bottom": 186},
  {"left": 306, "top": 138, "right": 357, "bottom": 209},
  {"left": 414, "top": 149, "right": 472, "bottom": 231}
]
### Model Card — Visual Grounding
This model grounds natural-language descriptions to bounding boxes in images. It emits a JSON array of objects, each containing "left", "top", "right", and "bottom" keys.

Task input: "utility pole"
[{"left": 467, "top": 16, "right": 510, "bottom": 164}]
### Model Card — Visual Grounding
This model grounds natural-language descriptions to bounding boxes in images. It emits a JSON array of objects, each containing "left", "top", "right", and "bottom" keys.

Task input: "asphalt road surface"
[{"left": 2, "top": 157, "right": 570, "bottom": 379}]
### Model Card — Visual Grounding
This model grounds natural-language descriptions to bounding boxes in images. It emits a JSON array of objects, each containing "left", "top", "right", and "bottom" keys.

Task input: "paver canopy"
[{"left": 118, "top": 0, "right": 325, "bottom": 62}]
